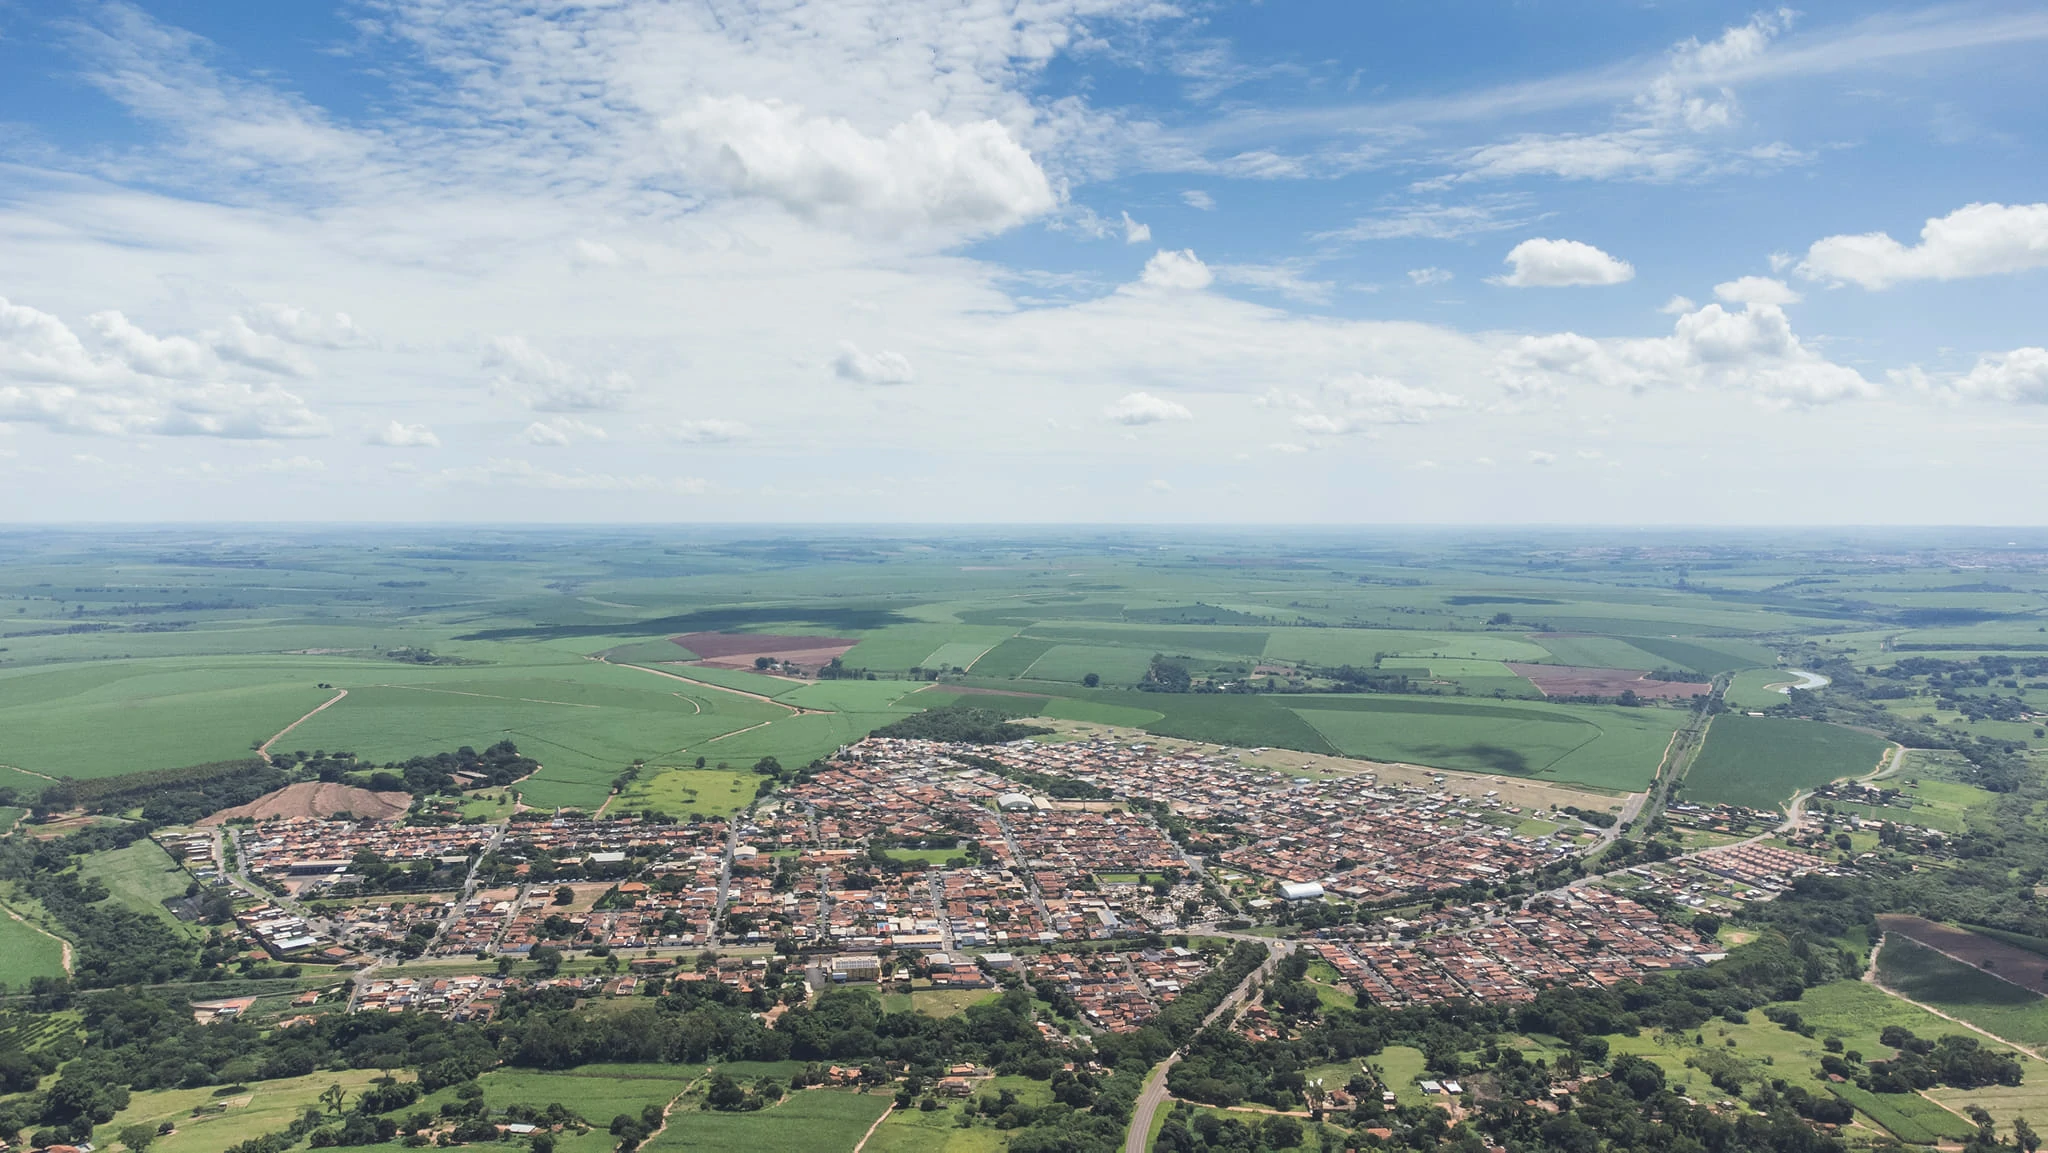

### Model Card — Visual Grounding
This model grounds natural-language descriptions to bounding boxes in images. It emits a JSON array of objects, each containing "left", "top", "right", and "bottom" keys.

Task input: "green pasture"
[
  {"left": 1285, "top": 696, "right": 1677, "bottom": 790},
  {"left": 0, "top": 903, "right": 67, "bottom": 988},
  {"left": 837, "top": 624, "right": 1013, "bottom": 671},
  {"left": 774, "top": 679, "right": 918, "bottom": 711},
  {"left": 1682, "top": 715, "right": 1892, "bottom": 811},
  {"left": 1725, "top": 667, "right": 1798, "bottom": 711},
  {"left": 647, "top": 1087, "right": 893, "bottom": 1153},
  {"left": 1832, "top": 1082, "right": 1977, "bottom": 1143},
  {"left": 1876, "top": 936, "right": 2048, "bottom": 1050},
  {"left": 102, "top": 1068, "right": 393, "bottom": 1153},
  {"left": 1815, "top": 775, "right": 1993, "bottom": 834},
  {"left": 617, "top": 768, "right": 760, "bottom": 818},
  {"left": 77, "top": 838, "right": 200, "bottom": 938},
  {"left": 1020, "top": 624, "right": 1271, "bottom": 657},
  {"left": 418, "top": 1064, "right": 701, "bottom": 1153}
]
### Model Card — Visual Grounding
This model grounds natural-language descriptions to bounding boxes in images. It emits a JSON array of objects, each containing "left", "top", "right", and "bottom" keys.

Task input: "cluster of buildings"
[
  {"left": 1310, "top": 888, "right": 1721, "bottom": 1007},
  {"left": 1022, "top": 946, "right": 1212, "bottom": 1032},
  {"left": 1615, "top": 842, "right": 1836, "bottom": 909}
]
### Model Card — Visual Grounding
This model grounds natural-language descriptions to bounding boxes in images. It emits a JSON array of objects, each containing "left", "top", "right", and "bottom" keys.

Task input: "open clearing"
[
  {"left": 0, "top": 901, "right": 68, "bottom": 986},
  {"left": 616, "top": 767, "right": 759, "bottom": 817},
  {"left": 1683, "top": 715, "right": 1892, "bottom": 810},
  {"left": 102, "top": 1068, "right": 393, "bottom": 1153},
  {"left": 76, "top": 838, "right": 201, "bottom": 937},
  {"left": 417, "top": 1064, "right": 702, "bottom": 1153}
]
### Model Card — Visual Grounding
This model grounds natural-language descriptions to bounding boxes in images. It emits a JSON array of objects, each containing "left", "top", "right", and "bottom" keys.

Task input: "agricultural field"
[
  {"left": 647, "top": 1087, "right": 894, "bottom": 1153},
  {"left": 1875, "top": 935, "right": 2048, "bottom": 1049},
  {"left": 1286, "top": 696, "right": 1679, "bottom": 790},
  {"left": 1682, "top": 715, "right": 1893, "bottom": 811}
]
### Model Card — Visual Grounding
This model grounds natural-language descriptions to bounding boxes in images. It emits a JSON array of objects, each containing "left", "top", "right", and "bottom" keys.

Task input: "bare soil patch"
[
  {"left": 1507, "top": 663, "right": 1710, "bottom": 700},
  {"left": 671, "top": 631, "right": 857, "bottom": 670},
  {"left": 200, "top": 781, "right": 413, "bottom": 825},
  {"left": 1878, "top": 915, "right": 2048, "bottom": 995}
]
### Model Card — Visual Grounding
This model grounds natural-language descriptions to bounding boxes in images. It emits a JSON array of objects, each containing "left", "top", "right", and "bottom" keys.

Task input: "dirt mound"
[
  {"left": 199, "top": 781, "right": 413, "bottom": 825},
  {"left": 1507, "top": 663, "right": 1710, "bottom": 700}
]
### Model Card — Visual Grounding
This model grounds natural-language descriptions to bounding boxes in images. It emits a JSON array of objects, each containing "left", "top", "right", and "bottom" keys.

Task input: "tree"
[
  {"left": 1082, "top": 673, "right": 1100, "bottom": 688},
  {"left": 118, "top": 1123, "right": 158, "bottom": 1151},
  {"left": 320, "top": 1081, "right": 350, "bottom": 1117},
  {"left": 2016, "top": 1116, "right": 2041, "bottom": 1153},
  {"left": 553, "top": 886, "right": 575, "bottom": 906},
  {"left": 531, "top": 945, "right": 564, "bottom": 977}
]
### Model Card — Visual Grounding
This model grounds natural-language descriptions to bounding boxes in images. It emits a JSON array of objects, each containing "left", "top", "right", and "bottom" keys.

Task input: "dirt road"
[{"left": 258, "top": 687, "right": 348, "bottom": 762}]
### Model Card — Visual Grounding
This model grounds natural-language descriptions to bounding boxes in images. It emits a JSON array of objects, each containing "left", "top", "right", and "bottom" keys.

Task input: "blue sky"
[{"left": 0, "top": 0, "right": 2044, "bottom": 522}]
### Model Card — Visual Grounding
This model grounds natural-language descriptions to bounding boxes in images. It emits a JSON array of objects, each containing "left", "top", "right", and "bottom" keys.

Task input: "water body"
[{"left": 1771, "top": 669, "right": 1831, "bottom": 694}]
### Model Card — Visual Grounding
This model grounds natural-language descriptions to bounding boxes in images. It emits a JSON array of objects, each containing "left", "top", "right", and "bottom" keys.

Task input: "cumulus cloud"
[
  {"left": 667, "top": 419, "right": 751, "bottom": 443},
  {"left": 1714, "top": 276, "right": 1801, "bottom": 305},
  {"left": 524, "top": 417, "right": 607, "bottom": 446},
  {"left": 1278, "top": 374, "right": 1468, "bottom": 436},
  {"left": 832, "top": 342, "right": 915, "bottom": 386},
  {"left": 1181, "top": 190, "right": 1216, "bottom": 211},
  {"left": 1493, "top": 299, "right": 1877, "bottom": 406},
  {"left": 1949, "top": 348, "right": 2048, "bottom": 403},
  {"left": 1137, "top": 249, "right": 1214, "bottom": 291},
  {"left": 0, "top": 296, "right": 327, "bottom": 438},
  {"left": 1797, "top": 202, "right": 2048, "bottom": 289},
  {"left": 1104, "top": 391, "right": 1193, "bottom": 425},
  {"left": 1121, "top": 212, "right": 1151, "bottom": 244},
  {"left": 1408, "top": 267, "right": 1453, "bottom": 286},
  {"left": 667, "top": 96, "right": 1057, "bottom": 239},
  {"left": 1528, "top": 450, "right": 1557, "bottom": 465},
  {"left": 485, "top": 337, "right": 633, "bottom": 411},
  {"left": 242, "top": 304, "right": 371, "bottom": 349},
  {"left": 366, "top": 420, "right": 440, "bottom": 448},
  {"left": 1492, "top": 239, "right": 1635, "bottom": 287}
]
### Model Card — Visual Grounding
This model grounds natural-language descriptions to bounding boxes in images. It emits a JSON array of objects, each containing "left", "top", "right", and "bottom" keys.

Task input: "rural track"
[{"left": 258, "top": 687, "right": 349, "bottom": 762}]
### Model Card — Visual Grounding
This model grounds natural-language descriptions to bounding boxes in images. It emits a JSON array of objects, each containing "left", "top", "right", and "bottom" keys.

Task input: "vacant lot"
[
  {"left": 1287, "top": 696, "right": 1677, "bottom": 791},
  {"left": 1683, "top": 715, "right": 1892, "bottom": 810},
  {"left": 617, "top": 768, "right": 759, "bottom": 818}
]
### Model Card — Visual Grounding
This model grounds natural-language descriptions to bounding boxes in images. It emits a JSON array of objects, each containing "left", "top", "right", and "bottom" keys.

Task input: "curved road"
[{"left": 1125, "top": 940, "right": 1290, "bottom": 1153}]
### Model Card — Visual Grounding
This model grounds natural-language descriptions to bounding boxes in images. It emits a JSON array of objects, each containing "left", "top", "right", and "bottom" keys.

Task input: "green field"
[
  {"left": 648, "top": 1087, "right": 893, "bottom": 1153},
  {"left": 1683, "top": 715, "right": 1892, "bottom": 810},
  {"left": 1286, "top": 696, "right": 1678, "bottom": 790},
  {"left": 1831, "top": 1082, "right": 1977, "bottom": 1143},
  {"left": 1261, "top": 629, "right": 1551, "bottom": 667},
  {"left": 77, "top": 838, "right": 201, "bottom": 938},
  {"left": 1018, "top": 643, "right": 1157, "bottom": 684},
  {"left": 617, "top": 768, "right": 760, "bottom": 817},
  {"left": 1817, "top": 774, "right": 1992, "bottom": 833},
  {"left": 968, "top": 638, "right": 1057, "bottom": 678},
  {"left": 102, "top": 1068, "right": 394, "bottom": 1153},
  {"left": 1725, "top": 667, "right": 1798, "bottom": 711},
  {"left": 1875, "top": 936, "right": 2048, "bottom": 1050},
  {"left": 414, "top": 1064, "right": 701, "bottom": 1153},
  {"left": 0, "top": 903, "right": 67, "bottom": 988}
]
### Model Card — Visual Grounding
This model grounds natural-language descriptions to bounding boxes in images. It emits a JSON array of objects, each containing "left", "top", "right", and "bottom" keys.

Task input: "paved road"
[{"left": 1124, "top": 940, "right": 1290, "bottom": 1153}]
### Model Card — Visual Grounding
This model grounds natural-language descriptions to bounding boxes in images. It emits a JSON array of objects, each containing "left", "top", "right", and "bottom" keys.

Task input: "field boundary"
[
  {"left": 1866, "top": 933, "right": 2046, "bottom": 1061},
  {"left": 257, "top": 687, "right": 348, "bottom": 762}
]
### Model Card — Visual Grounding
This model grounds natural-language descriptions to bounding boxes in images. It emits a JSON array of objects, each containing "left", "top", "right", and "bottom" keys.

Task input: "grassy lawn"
[
  {"left": 911, "top": 988, "right": 1000, "bottom": 1018},
  {"left": 864, "top": 1099, "right": 1006, "bottom": 1153},
  {"left": 648, "top": 1087, "right": 893, "bottom": 1153},
  {"left": 1683, "top": 715, "right": 1892, "bottom": 811},
  {"left": 417, "top": 1064, "right": 701, "bottom": 1153},
  {"left": 0, "top": 903, "right": 67, "bottom": 987}
]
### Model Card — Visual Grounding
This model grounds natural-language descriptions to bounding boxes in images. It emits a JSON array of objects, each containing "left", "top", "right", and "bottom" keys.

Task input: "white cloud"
[
  {"left": 1322, "top": 196, "right": 1537, "bottom": 242},
  {"left": 0, "top": 296, "right": 327, "bottom": 439},
  {"left": 1181, "top": 190, "right": 1217, "bottom": 211},
  {"left": 1714, "top": 276, "right": 1801, "bottom": 305},
  {"left": 1105, "top": 391, "right": 1193, "bottom": 425},
  {"left": 1286, "top": 374, "right": 1468, "bottom": 435},
  {"left": 259, "top": 455, "right": 325, "bottom": 472},
  {"left": 1950, "top": 348, "right": 2048, "bottom": 403},
  {"left": 1528, "top": 450, "right": 1557, "bottom": 466},
  {"left": 666, "top": 96, "right": 1057, "bottom": 239},
  {"left": 366, "top": 420, "right": 440, "bottom": 448},
  {"left": 485, "top": 337, "right": 633, "bottom": 411},
  {"left": 573, "top": 239, "right": 623, "bottom": 266},
  {"left": 525, "top": 417, "right": 607, "bottom": 446},
  {"left": 1408, "top": 267, "right": 1453, "bottom": 286},
  {"left": 667, "top": 419, "right": 751, "bottom": 443},
  {"left": 1797, "top": 202, "right": 2048, "bottom": 289},
  {"left": 1492, "top": 239, "right": 1635, "bottom": 287},
  {"left": 1137, "top": 249, "right": 1214, "bottom": 291},
  {"left": 1660, "top": 295, "right": 1698, "bottom": 314},
  {"left": 1213, "top": 262, "right": 1333, "bottom": 304},
  {"left": 1121, "top": 212, "right": 1151, "bottom": 244},
  {"left": 832, "top": 342, "right": 916, "bottom": 386},
  {"left": 1493, "top": 299, "right": 1878, "bottom": 406},
  {"left": 242, "top": 304, "right": 371, "bottom": 349}
]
